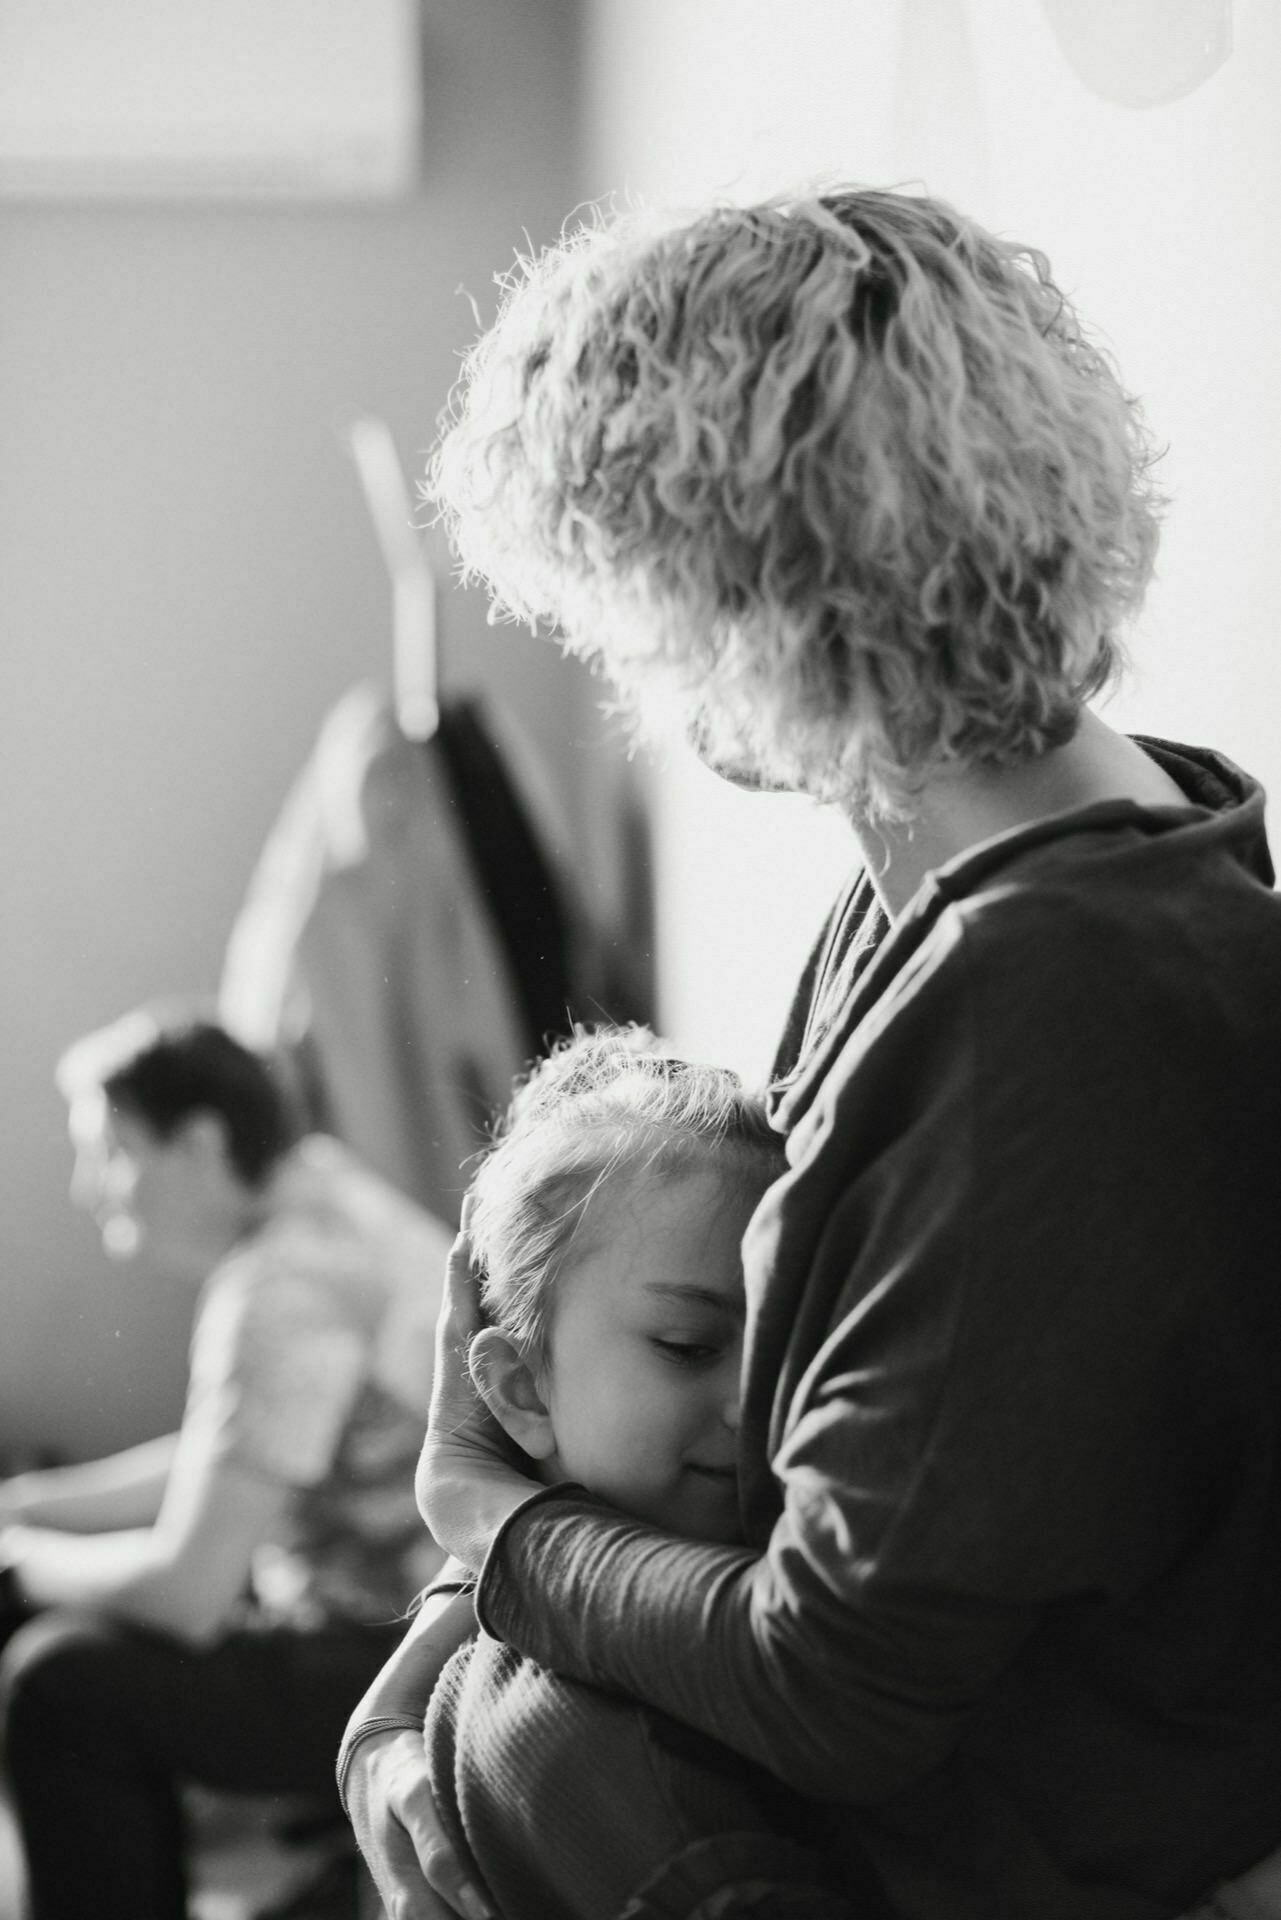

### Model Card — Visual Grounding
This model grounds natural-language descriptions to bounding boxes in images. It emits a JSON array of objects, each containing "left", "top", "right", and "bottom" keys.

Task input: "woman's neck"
[{"left": 852, "top": 710, "right": 1188, "bottom": 921}]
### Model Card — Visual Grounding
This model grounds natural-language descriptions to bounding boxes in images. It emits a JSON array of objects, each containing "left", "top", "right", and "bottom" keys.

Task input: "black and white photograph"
[{"left": 0, "top": 5, "right": 1276, "bottom": 1917}]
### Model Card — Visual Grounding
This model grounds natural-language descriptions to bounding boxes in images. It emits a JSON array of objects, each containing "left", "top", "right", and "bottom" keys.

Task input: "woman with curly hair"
[{"left": 342, "top": 187, "right": 1281, "bottom": 1920}]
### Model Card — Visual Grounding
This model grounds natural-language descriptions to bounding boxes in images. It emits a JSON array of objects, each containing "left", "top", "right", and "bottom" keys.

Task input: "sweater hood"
[{"left": 768, "top": 739, "right": 1271, "bottom": 1138}]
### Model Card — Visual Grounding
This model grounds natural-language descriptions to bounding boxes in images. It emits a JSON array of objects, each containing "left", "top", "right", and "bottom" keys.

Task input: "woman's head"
[
  {"left": 465, "top": 1026, "right": 785, "bottom": 1540},
  {"left": 429, "top": 187, "right": 1164, "bottom": 818}
]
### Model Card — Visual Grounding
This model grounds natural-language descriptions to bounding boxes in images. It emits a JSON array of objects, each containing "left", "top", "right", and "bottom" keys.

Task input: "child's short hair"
[
  {"left": 468, "top": 1026, "right": 785, "bottom": 1357},
  {"left": 428, "top": 187, "right": 1164, "bottom": 819}
]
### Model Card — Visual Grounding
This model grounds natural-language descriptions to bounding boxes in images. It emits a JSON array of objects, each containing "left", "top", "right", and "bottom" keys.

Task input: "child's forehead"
[
  {"left": 589, "top": 1149, "right": 739, "bottom": 1220},
  {"left": 567, "top": 1155, "right": 753, "bottom": 1278}
]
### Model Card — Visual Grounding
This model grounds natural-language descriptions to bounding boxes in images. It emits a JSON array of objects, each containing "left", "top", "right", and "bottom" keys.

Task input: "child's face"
[{"left": 537, "top": 1162, "right": 754, "bottom": 1544}]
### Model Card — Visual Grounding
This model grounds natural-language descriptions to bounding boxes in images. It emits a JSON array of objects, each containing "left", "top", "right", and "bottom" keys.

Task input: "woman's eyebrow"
[{"left": 642, "top": 1283, "right": 745, "bottom": 1317}]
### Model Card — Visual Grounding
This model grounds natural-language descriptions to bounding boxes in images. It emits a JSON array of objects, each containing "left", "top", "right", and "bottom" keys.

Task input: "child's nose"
[{"left": 720, "top": 1393, "right": 741, "bottom": 1433}]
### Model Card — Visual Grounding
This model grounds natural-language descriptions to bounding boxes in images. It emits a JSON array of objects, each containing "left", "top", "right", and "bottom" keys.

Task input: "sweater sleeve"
[
  {"left": 478, "top": 896, "right": 1241, "bottom": 1805},
  {"left": 477, "top": 1499, "right": 1031, "bottom": 1804}
]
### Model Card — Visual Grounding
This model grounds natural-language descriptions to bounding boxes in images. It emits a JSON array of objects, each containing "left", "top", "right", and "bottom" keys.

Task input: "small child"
[{"left": 421, "top": 1027, "right": 861, "bottom": 1920}]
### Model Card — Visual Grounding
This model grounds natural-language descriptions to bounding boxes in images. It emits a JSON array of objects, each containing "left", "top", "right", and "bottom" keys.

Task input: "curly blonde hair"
[
  {"left": 468, "top": 1025, "right": 783, "bottom": 1359},
  {"left": 428, "top": 187, "right": 1165, "bottom": 817}
]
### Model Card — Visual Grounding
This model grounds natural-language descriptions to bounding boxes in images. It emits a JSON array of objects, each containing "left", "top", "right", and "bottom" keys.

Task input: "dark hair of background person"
[{"left": 101, "top": 1021, "right": 298, "bottom": 1189}]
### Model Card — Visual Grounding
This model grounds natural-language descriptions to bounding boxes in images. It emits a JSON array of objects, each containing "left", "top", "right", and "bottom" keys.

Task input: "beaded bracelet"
[{"left": 335, "top": 1713, "right": 427, "bottom": 1816}]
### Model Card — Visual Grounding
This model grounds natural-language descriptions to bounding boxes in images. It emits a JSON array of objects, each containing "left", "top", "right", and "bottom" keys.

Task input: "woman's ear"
[{"left": 468, "top": 1327, "right": 557, "bottom": 1461}]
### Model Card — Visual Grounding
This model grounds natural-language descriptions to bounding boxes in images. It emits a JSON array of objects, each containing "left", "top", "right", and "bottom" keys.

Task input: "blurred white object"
[
  {"left": 1042, "top": 0, "right": 1233, "bottom": 108},
  {"left": 348, "top": 416, "right": 439, "bottom": 744},
  {"left": 0, "top": 0, "right": 421, "bottom": 198},
  {"left": 891, "top": 0, "right": 990, "bottom": 211}
]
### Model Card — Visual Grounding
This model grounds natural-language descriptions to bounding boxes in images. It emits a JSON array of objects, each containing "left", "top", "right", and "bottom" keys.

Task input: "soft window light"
[{"left": 0, "top": 0, "right": 422, "bottom": 199}]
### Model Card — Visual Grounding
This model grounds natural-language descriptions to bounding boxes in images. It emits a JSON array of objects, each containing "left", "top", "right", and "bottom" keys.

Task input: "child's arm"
[{"left": 339, "top": 1581, "right": 493, "bottom": 1920}]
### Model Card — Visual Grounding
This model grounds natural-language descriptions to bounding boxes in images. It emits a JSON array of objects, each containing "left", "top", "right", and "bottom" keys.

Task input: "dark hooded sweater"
[{"left": 478, "top": 741, "right": 1281, "bottom": 1919}]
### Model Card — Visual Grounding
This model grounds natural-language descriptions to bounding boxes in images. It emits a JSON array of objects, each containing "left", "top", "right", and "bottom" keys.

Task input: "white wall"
[
  {"left": 581, "top": 0, "right": 1281, "bottom": 1081},
  {"left": 0, "top": 0, "right": 599, "bottom": 1461}
]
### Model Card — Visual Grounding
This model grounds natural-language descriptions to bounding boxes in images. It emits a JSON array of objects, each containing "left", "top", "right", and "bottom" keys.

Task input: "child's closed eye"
[{"left": 651, "top": 1336, "right": 725, "bottom": 1367}]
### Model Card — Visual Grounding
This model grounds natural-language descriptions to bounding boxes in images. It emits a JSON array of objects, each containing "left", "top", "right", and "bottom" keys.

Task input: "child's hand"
[{"left": 415, "top": 1204, "right": 542, "bottom": 1569}]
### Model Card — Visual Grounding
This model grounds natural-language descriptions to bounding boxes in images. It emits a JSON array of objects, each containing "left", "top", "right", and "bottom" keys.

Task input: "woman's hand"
[
  {"left": 339, "top": 1587, "right": 485, "bottom": 1919},
  {"left": 415, "top": 1210, "right": 542, "bottom": 1571},
  {"left": 346, "top": 1726, "right": 493, "bottom": 1920}
]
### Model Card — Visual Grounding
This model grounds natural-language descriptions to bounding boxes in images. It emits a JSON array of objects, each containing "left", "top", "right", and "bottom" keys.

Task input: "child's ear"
[{"left": 468, "top": 1328, "right": 556, "bottom": 1461}]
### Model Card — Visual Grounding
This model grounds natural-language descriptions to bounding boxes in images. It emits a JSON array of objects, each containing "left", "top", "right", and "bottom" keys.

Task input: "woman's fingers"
[
  {"left": 370, "top": 1824, "right": 458, "bottom": 1920},
  {"left": 347, "top": 1728, "right": 495, "bottom": 1920},
  {"left": 431, "top": 1247, "right": 482, "bottom": 1423},
  {"left": 418, "top": 1193, "right": 543, "bottom": 1561},
  {"left": 430, "top": 1219, "right": 492, "bottom": 1447},
  {"left": 442, "top": 1218, "right": 482, "bottom": 1341},
  {"left": 346, "top": 1731, "right": 445, "bottom": 1920},
  {"left": 398, "top": 1766, "right": 495, "bottom": 1920},
  {"left": 395, "top": 1748, "right": 496, "bottom": 1920}
]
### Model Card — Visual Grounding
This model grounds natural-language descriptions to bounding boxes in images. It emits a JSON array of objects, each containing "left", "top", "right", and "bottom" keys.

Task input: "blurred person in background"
[{"left": 0, "top": 1006, "right": 452, "bottom": 1920}]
